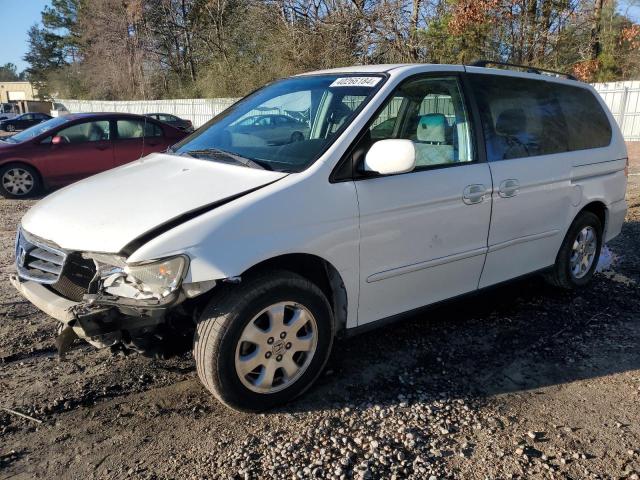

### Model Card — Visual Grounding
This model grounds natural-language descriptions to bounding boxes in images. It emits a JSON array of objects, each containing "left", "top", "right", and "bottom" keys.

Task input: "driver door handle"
[
  {"left": 463, "top": 184, "right": 488, "bottom": 205},
  {"left": 498, "top": 179, "right": 520, "bottom": 198}
]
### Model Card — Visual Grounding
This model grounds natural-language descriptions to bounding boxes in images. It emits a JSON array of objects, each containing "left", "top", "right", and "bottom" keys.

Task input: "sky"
[
  {"left": 0, "top": 0, "right": 51, "bottom": 73},
  {"left": 0, "top": 0, "right": 638, "bottom": 76}
]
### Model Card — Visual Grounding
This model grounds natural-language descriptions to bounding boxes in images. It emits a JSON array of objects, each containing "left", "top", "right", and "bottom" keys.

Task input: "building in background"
[{"left": 0, "top": 81, "right": 38, "bottom": 103}]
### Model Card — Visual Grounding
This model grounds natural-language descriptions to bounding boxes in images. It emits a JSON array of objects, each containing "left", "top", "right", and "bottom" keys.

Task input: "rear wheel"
[
  {"left": 545, "top": 211, "right": 602, "bottom": 289},
  {"left": 0, "top": 164, "right": 41, "bottom": 199},
  {"left": 194, "top": 270, "right": 334, "bottom": 411}
]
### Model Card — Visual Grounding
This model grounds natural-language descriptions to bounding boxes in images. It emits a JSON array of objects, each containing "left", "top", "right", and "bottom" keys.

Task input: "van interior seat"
[
  {"left": 495, "top": 108, "right": 531, "bottom": 159},
  {"left": 414, "top": 113, "right": 454, "bottom": 166}
]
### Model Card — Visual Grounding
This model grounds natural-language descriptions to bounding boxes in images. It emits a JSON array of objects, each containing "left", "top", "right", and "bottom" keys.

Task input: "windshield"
[
  {"left": 172, "top": 74, "right": 384, "bottom": 172},
  {"left": 6, "top": 116, "right": 71, "bottom": 143}
]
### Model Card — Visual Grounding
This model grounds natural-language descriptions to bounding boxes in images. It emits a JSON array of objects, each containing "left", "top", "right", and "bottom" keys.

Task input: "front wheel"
[
  {"left": 194, "top": 270, "right": 334, "bottom": 411},
  {"left": 0, "top": 164, "right": 41, "bottom": 198},
  {"left": 6, "top": 124, "right": 15, "bottom": 132},
  {"left": 545, "top": 211, "right": 603, "bottom": 289}
]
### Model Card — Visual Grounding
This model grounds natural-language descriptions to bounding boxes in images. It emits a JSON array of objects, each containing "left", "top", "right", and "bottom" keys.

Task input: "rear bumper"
[{"left": 606, "top": 198, "right": 627, "bottom": 242}]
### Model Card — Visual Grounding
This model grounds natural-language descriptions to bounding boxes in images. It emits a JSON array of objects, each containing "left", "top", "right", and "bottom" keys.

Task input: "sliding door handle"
[{"left": 498, "top": 179, "right": 520, "bottom": 198}]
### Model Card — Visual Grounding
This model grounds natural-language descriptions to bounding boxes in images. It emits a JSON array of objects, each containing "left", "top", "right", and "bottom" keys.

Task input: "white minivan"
[{"left": 11, "top": 62, "right": 628, "bottom": 411}]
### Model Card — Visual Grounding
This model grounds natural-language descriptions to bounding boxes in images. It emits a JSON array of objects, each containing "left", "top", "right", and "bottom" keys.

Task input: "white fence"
[
  {"left": 55, "top": 80, "right": 640, "bottom": 140},
  {"left": 54, "top": 98, "right": 239, "bottom": 128},
  {"left": 593, "top": 81, "right": 640, "bottom": 141}
]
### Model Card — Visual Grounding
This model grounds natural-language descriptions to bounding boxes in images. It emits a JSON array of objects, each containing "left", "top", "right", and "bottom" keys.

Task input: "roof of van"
[
  {"left": 299, "top": 63, "right": 584, "bottom": 86},
  {"left": 299, "top": 64, "right": 413, "bottom": 74}
]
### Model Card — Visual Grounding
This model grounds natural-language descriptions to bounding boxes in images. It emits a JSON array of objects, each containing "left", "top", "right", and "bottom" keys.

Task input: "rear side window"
[
  {"left": 554, "top": 85, "right": 612, "bottom": 151},
  {"left": 469, "top": 74, "right": 612, "bottom": 161},
  {"left": 469, "top": 74, "right": 569, "bottom": 160},
  {"left": 117, "top": 119, "right": 163, "bottom": 139}
]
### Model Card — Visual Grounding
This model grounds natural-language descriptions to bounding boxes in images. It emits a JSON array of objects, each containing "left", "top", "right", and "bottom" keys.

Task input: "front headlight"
[
  {"left": 124, "top": 256, "right": 187, "bottom": 298},
  {"left": 96, "top": 255, "right": 188, "bottom": 301}
]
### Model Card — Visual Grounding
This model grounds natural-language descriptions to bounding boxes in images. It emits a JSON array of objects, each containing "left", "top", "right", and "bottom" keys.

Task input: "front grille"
[
  {"left": 16, "top": 229, "right": 97, "bottom": 301},
  {"left": 16, "top": 229, "right": 67, "bottom": 284},
  {"left": 51, "top": 253, "right": 96, "bottom": 301}
]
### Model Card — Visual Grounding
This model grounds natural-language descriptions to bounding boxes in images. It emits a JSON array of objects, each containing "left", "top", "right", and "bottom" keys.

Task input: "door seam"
[{"left": 477, "top": 162, "right": 495, "bottom": 288}]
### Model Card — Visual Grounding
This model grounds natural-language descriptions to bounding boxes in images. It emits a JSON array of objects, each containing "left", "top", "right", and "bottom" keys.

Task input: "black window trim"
[{"left": 330, "top": 71, "right": 486, "bottom": 183}]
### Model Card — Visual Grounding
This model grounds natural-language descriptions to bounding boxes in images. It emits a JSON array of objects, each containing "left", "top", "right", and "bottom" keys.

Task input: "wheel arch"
[
  {"left": 240, "top": 253, "right": 349, "bottom": 335},
  {"left": 579, "top": 200, "right": 607, "bottom": 234}
]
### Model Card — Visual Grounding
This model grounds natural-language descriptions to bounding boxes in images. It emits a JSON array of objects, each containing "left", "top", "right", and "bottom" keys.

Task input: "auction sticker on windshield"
[{"left": 330, "top": 77, "right": 381, "bottom": 87}]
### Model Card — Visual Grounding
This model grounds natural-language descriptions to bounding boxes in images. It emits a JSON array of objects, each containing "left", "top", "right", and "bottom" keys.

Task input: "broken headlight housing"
[{"left": 99, "top": 255, "right": 188, "bottom": 301}]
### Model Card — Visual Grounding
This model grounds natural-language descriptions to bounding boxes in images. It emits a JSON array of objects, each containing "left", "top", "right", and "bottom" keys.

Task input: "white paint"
[
  {"left": 356, "top": 162, "right": 492, "bottom": 323},
  {"left": 21, "top": 153, "right": 287, "bottom": 253},
  {"left": 364, "top": 139, "right": 415, "bottom": 174}
]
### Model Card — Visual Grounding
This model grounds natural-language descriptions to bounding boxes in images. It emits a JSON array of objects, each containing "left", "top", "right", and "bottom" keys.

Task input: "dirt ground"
[{"left": 1, "top": 146, "right": 639, "bottom": 480}]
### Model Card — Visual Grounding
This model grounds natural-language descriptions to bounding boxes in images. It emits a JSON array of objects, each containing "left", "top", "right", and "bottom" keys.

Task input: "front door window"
[
  {"left": 57, "top": 121, "right": 111, "bottom": 143},
  {"left": 368, "top": 77, "right": 474, "bottom": 169}
]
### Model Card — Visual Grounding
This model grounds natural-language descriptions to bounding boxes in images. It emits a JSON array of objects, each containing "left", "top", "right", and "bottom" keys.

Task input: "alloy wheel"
[
  {"left": 570, "top": 226, "right": 597, "bottom": 279},
  {"left": 235, "top": 302, "right": 318, "bottom": 394},
  {"left": 2, "top": 168, "right": 35, "bottom": 196}
]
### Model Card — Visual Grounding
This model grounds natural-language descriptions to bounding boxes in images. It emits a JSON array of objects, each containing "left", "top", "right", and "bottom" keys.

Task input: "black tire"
[
  {"left": 0, "top": 164, "right": 42, "bottom": 199},
  {"left": 194, "top": 270, "right": 334, "bottom": 411},
  {"left": 545, "top": 211, "right": 603, "bottom": 289},
  {"left": 6, "top": 124, "right": 15, "bottom": 132}
]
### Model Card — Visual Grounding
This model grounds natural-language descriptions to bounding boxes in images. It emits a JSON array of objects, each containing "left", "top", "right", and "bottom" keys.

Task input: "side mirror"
[
  {"left": 364, "top": 139, "right": 416, "bottom": 175},
  {"left": 51, "top": 136, "right": 65, "bottom": 146}
]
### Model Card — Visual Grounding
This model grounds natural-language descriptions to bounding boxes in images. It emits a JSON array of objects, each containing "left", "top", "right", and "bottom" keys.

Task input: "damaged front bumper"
[
  {"left": 11, "top": 229, "right": 219, "bottom": 356},
  {"left": 10, "top": 274, "right": 175, "bottom": 354}
]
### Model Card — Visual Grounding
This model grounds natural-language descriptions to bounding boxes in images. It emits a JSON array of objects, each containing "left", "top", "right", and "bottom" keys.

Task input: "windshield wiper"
[{"left": 181, "top": 148, "right": 270, "bottom": 170}]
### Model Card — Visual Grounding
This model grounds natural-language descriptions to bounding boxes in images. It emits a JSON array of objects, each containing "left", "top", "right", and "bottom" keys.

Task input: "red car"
[{"left": 0, "top": 113, "right": 189, "bottom": 198}]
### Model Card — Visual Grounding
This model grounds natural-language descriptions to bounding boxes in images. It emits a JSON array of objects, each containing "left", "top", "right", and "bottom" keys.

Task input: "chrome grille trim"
[{"left": 15, "top": 228, "right": 68, "bottom": 284}]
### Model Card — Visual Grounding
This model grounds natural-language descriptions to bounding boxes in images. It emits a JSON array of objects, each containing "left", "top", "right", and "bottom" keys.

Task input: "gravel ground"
[{"left": 1, "top": 148, "right": 639, "bottom": 480}]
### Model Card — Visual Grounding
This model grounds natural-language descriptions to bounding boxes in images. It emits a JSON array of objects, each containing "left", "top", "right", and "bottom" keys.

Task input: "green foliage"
[
  {"left": 0, "top": 63, "right": 23, "bottom": 81},
  {"left": 21, "top": 0, "right": 640, "bottom": 100}
]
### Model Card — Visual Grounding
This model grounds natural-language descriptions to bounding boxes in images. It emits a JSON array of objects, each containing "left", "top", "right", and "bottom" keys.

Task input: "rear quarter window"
[
  {"left": 554, "top": 85, "right": 612, "bottom": 151},
  {"left": 469, "top": 74, "right": 569, "bottom": 160},
  {"left": 469, "top": 75, "right": 613, "bottom": 160},
  {"left": 117, "top": 119, "right": 163, "bottom": 138}
]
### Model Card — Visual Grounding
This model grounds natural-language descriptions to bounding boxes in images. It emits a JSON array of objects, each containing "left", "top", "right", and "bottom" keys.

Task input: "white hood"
[{"left": 21, "top": 153, "right": 287, "bottom": 253}]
